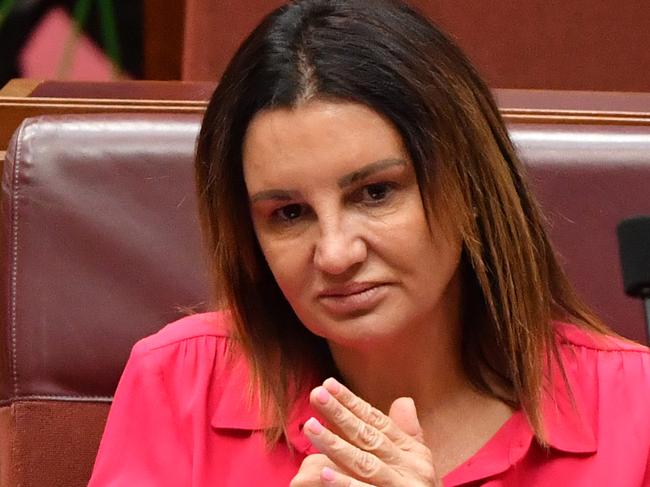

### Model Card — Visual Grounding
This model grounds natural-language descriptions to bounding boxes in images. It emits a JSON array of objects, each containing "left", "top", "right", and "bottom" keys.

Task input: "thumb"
[{"left": 388, "top": 397, "right": 424, "bottom": 443}]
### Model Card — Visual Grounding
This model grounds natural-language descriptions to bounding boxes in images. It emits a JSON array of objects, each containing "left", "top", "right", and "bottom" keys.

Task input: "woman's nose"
[{"left": 313, "top": 220, "right": 367, "bottom": 276}]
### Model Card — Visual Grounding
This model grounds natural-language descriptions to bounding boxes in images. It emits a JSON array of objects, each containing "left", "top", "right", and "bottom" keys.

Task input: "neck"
[{"left": 327, "top": 275, "right": 471, "bottom": 416}]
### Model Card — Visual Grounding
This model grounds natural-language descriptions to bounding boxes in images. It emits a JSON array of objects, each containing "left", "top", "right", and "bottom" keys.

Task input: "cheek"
[
  {"left": 256, "top": 235, "right": 310, "bottom": 299},
  {"left": 368, "top": 200, "right": 434, "bottom": 261},
  {"left": 416, "top": 235, "right": 463, "bottom": 305},
  {"left": 378, "top": 207, "right": 461, "bottom": 286}
]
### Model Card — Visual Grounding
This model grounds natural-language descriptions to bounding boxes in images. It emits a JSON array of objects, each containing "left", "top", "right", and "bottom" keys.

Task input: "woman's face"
[{"left": 243, "top": 100, "right": 463, "bottom": 350}]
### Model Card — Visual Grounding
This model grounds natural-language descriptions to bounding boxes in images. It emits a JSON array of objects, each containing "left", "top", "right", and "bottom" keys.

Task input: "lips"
[
  {"left": 317, "top": 282, "right": 389, "bottom": 316},
  {"left": 318, "top": 282, "right": 383, "bottom": 298}
]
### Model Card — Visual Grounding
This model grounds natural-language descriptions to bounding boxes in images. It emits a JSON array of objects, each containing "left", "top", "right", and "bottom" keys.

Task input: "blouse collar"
[
  {"left": 209, "top": 349, "right": 321, "bottom": 455},
  {"left": 210, "top": 324, "right": 599, "bottom": 460}
]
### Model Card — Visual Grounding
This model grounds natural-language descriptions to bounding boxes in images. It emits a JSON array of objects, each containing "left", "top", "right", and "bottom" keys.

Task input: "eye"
[
  {"left": 365, "top": 183, "right": 389, "bottom": 200},
  {"left": 358, "top": 182, "right": 395, "bottom": 203},
  {"left": 274, "top": 203, "right": 305, "bottom": 222}
]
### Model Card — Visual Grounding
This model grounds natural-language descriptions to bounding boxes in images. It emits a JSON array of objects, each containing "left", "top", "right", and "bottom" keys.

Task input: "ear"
[{"left": 388, "top": 397, "right": 425, "bottom": 443}]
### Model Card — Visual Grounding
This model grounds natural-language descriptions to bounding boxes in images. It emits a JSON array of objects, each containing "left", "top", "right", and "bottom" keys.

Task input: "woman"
[{"left": 89, "top": 0, "right": 650, "bottom": 485}]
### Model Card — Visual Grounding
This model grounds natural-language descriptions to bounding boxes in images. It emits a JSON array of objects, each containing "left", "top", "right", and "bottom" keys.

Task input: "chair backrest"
[
  {"left": 0, "top": 110, "right": 648, "bottom": 486},
  {"left": 514, "top": 123, "right": 650, "bottom": 343},
  {"left": 0, "top": 114, "right": 207, "bottom": 487}
]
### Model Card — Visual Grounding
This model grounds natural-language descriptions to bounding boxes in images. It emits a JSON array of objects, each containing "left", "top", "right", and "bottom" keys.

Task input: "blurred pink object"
[{"left": 19, "top": 7, "right": 124, "bottom": 80}]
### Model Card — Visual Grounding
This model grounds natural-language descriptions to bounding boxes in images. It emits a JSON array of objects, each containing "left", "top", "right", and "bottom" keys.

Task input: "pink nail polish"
[
  {"left": 321, "top": 467, "right": 336, "bottom": 482},
  {"left": 305, "top": 417, "right": 324, "bottom": 435},
  {"left": 315, "top": 387, "right": 330, "bottom": 404}
]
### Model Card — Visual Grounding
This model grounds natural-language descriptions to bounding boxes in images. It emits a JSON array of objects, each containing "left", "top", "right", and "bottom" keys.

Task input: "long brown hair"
[{"left": 195, "top": 0, "right": 606, "bottom": 445}]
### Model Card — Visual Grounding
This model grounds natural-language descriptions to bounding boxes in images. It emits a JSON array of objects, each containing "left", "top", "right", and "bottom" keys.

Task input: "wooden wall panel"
[
  {"left": 422, "top": 0, "right": 650, "bottom": 91},
  {"left": 182, "top": 0, "right": 285, "bottom": 81},
  {"left": 144, "top": 0, "right": 186, "bottom": 79},
  {"left": 182, "top": 0, "right": 650, "bottom": 92}
]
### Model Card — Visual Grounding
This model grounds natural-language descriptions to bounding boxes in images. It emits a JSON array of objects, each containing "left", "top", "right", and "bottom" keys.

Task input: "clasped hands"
[{"left": 290, "top": 378, "right": 441, "bottom": 487}]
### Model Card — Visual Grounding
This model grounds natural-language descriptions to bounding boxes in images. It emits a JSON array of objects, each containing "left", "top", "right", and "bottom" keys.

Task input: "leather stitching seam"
[{"left": 9, "top": 121, "right": 26, "bottom": 398}]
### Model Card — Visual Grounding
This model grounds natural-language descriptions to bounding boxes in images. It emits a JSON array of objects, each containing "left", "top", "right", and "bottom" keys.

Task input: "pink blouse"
[{"left": 88, "top": 311, "right": 650, "bottom": 486}]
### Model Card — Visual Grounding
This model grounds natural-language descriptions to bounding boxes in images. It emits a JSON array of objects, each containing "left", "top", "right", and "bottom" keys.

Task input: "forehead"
[{"left": 242, "top": 100, "right": 409, "bottom": 189}]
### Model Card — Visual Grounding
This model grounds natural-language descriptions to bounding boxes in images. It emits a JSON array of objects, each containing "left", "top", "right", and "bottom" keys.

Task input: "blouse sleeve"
[{"left": 87, "top": 343, "right": 191, "bottom": 486}]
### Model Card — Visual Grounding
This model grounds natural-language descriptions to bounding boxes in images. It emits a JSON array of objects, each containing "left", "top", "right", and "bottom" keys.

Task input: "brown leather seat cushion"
[{"left": 0, "top": 402, "right": 108, "bottom": 486}]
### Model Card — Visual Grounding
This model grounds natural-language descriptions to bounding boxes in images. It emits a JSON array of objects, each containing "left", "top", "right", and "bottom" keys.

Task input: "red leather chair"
[
  {"left": 517, "top": 122, "right": 650, "bottom": 342},
  {"left": 0, "top": 101, "right": 648, "bottom": 485},
  {"left": 0, "top": 114, "right": 209, "bottom": 486}
]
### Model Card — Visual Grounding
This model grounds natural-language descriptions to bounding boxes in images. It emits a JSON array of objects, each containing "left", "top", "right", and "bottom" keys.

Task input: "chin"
[{"left": 311, "top": 312, "right": 407, "bottom": 350}]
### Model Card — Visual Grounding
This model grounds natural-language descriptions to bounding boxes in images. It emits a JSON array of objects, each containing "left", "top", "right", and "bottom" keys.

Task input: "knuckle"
[
  {"left": 357, "top": 400, "right": 373, "bottom": 419},
  {"left": 331, "top": 404, "right": 349, "bottom": 424},
  {"left": 289, "top": 474, "right": 307, "bottom": 486},
  {"left": 414, "top": 458, "right": 437, "bottom": 483},
  {"left": 355, "top": 422, "right": 383, "bottom": 451},
  {"left": 394, "top": 434, "right": 415, "bottom": 451},
  {"left": 291, "top": 454, "right": 331, "bottom": 486},
  {"left": 321, "top": 431, "right": 345, "bottom": 457},
  {"left": 353, "top": 449, "right": 381, "bottom": 478},
  {"left": 368, "top": 406, "right": 390, "bottom": 430},
  {"left": 305, "top": 453, "right": 329, "bottom": 466},
  {"left": 339, "top": 388, "right": 354, "bottom": 404},
  {"left": 323, "top": 430, "right": 341, "bottom": 449},
  {"left": 422, "top": 466, "right": 438, "bottom": 484}
]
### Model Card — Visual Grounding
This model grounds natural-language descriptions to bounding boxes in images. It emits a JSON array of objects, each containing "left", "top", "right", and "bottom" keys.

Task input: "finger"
[
  {"left": 301, "top": 453, "right": 342, "bottom": 471},
  {"left": 322, "top": 378, "right": 422, "bottom": 448},
  {"left": 304, "top": 416, "right": 397, "bottom": 485},
  {"left": 320, "top": 466, "right": 375, "bottom": 487},
  {"left": 290, "top": 454, "right": 346, "bottom": 487},
  {"left": 388, "top": 397, "right": 424, "bottom": 443},
  {"left": 310, "top": 386, "right": 400, "bottom": 463}
]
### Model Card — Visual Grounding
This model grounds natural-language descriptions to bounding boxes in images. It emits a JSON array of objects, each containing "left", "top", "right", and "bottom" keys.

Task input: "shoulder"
[
  {"left": 130, "top": 310, "right": 234, "bottom": 358},
  {"left": 90, "top": 311, "right": 240, "bottom": 485},
  {"left": 553, "top": 322, "right": 650, "bottom": 383},
  {"left": 548, "top": 323, "right": 650, "bottom": 475},
  {"left": 122, "top": 310, "right": 247, "bottom": 402},
  {"left": 553, "top": 321, "right": 650, "bottom": 420},
  {"left": 554, "top": 321, "right": 649, "bottom": 354},
  {"left": 115, "top": 309, "right": 255, "bottom": 423}
]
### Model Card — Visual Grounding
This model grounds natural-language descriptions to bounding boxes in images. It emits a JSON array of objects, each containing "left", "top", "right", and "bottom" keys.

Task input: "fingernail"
[
  {"left": 321, "top": 467, "right": 336, "bottom": 482},
  {"left": 324, "top": 377, "right": 341, "bottom": 394},
  {"left": 305, "top": 417, "right": 324, "bottom": 435},
  {"left": 315, "top": 386, "right": 330, "bottom": 404}
]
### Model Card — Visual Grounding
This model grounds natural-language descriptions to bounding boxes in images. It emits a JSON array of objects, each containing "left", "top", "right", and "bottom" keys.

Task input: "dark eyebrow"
[
  {"left": 337, "top": 158, "right": 407, "bottom": 188},
  {"left": 250, "top": 189, "right": 300, "bottom": 204},
  {"left": 249, "top": 158, "right": 407, "bottom": 203}
]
